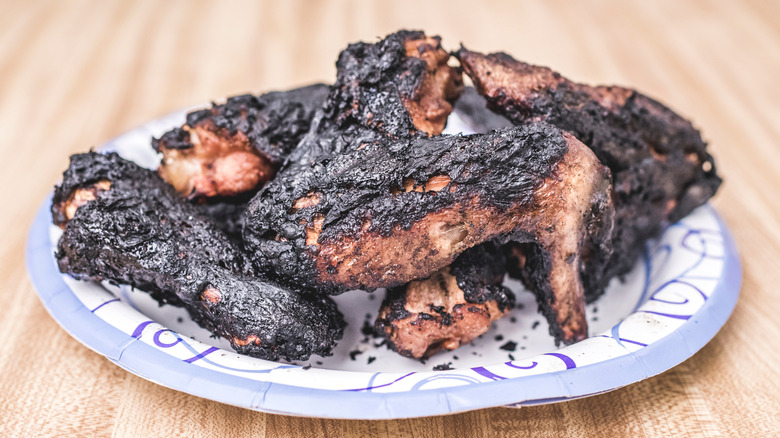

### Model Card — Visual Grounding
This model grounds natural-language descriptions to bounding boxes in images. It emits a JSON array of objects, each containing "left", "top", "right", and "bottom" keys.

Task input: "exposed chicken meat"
[
  {"left": 153, "top": 84, "right": 328, "bottom": 198},
  {"left": 376, "top": 243, "right": 514, "bottom": 358}
]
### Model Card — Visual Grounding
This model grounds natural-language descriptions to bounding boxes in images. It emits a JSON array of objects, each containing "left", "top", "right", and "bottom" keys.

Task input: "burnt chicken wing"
[
  {"left": 286, "top": 30, "right": 463, "bottom": 169},
  {"left": 244, "top": 123, "right": 613, "bottom": 344},
  {"left": 324, "top": 30, "right": 462, "bottom": 139},
  {"left": 376, "top": 243, "right": 514, "bottom": 359},
  {"left": 53, "top": 152, "right": 345, "bottom": 361},
  {"left": 153, "top": 84, "right": 328, "bottom": 199},
  {"left": 457, "top": 48, "right": 721, "bottom": 299}
]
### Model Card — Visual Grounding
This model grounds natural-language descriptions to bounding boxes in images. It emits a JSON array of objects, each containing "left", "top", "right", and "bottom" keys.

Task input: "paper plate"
[{"left": 26, "top": 110, "right": 741, "bottom": 419}]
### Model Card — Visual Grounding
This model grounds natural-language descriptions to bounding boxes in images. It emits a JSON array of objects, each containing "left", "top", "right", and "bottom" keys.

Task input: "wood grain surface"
[{"left": 2, "top": 1, "right": 779, "bottom": 436}]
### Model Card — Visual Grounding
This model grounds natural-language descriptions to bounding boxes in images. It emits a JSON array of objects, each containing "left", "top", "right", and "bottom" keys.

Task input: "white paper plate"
[{"left": 26, "top": 110, "right": 741, "bottom": 418}]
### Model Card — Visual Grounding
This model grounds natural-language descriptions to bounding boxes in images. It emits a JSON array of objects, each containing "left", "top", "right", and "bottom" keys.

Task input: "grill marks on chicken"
[
  {"left": 457, "top": 48, "right": 721, "bottom": 298},
  {"left": 401, "top": 35, "right": 464, "bottom": 136},
  {"left": 244, "top": 123, "right": 613, "bottom": 344},
  {"left": 376, "top": 243, "right": 514, "bottom": 359},
  {"left": 52, "top": 152, "right": 344, "bottom": 361},
  {"left": 153, "top": 84, "right": 328, "bottom": 198}
]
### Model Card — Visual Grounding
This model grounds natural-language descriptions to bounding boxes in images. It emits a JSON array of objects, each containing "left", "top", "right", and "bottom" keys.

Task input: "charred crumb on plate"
[
  {"left": 500, "top": 341, "right": 517, "bottom": 352},
  {"left": 367, "top": 356, "right": 376, "bottom": 365},
  {"left": 433, "top": 362, "right": 454, "bottom": 371},
  {"left": 349, "top": 350, "right": 363, "bottom": 361},
  {"left": 360, "top": 320, "right": 375, "bottom": 337}
]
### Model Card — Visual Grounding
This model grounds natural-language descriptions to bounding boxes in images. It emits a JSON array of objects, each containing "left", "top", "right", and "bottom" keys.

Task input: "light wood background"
[{"left": 2, "top": 1, "right": 779, "bottom": 436}]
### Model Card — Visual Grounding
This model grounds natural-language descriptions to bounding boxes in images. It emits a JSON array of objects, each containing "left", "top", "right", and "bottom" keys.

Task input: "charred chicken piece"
[
  {"left": 153, "top": 84, "right": 328, "bottom": 199},
  {"left": 376, "top": 243, "right": 514, "bottom": 359},
  {"left": 325, "top": 30, "right": 462, "bottom": 138},
  {"left": 244, "top": 123, "right": 613, "bottom": 344},
  {"left": 53, "top": 152, "right": 345, "bottom": 361},
  {"left": 286, "top": 30, "right": 463, "bottom": 169},
  {"left": 457, "top": 48, "right": 721, "bottom": 299}
]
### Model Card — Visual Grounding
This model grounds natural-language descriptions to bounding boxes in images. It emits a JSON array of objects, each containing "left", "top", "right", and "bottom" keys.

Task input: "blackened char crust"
[
  {"left": 376, "top": 243, "right": 514, "bottom": 359},
  {"left": 457, "top": 48, "right": 721, "bottom": 299},
  {"left": 53, "top": 152, "right": 345, "bottom": 361},
  {"left": 244, "top": 123, "right": 613, "bottom": 344}
]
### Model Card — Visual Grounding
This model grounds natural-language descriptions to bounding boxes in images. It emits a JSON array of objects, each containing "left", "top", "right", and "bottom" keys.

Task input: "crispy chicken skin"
[
  {"left": 457, "top": 48, "right": 721, "bottom": 299},
  {"left": 244, "top": 123, "right": 613, "bottom": 344},
  {"left": 52, "top": 152, "right": 344, "bottom": 361},
  {"left": 153, "top": 84, "right": 328, "bottom": 198},
  {"left": 376, "top": 243, "right": 514, "bottom": 359}
]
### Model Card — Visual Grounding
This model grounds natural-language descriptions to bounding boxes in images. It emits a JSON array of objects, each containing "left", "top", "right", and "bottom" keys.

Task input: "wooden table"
[{"left": 3, "top": 1, "right": 778, "bottom": 436}]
